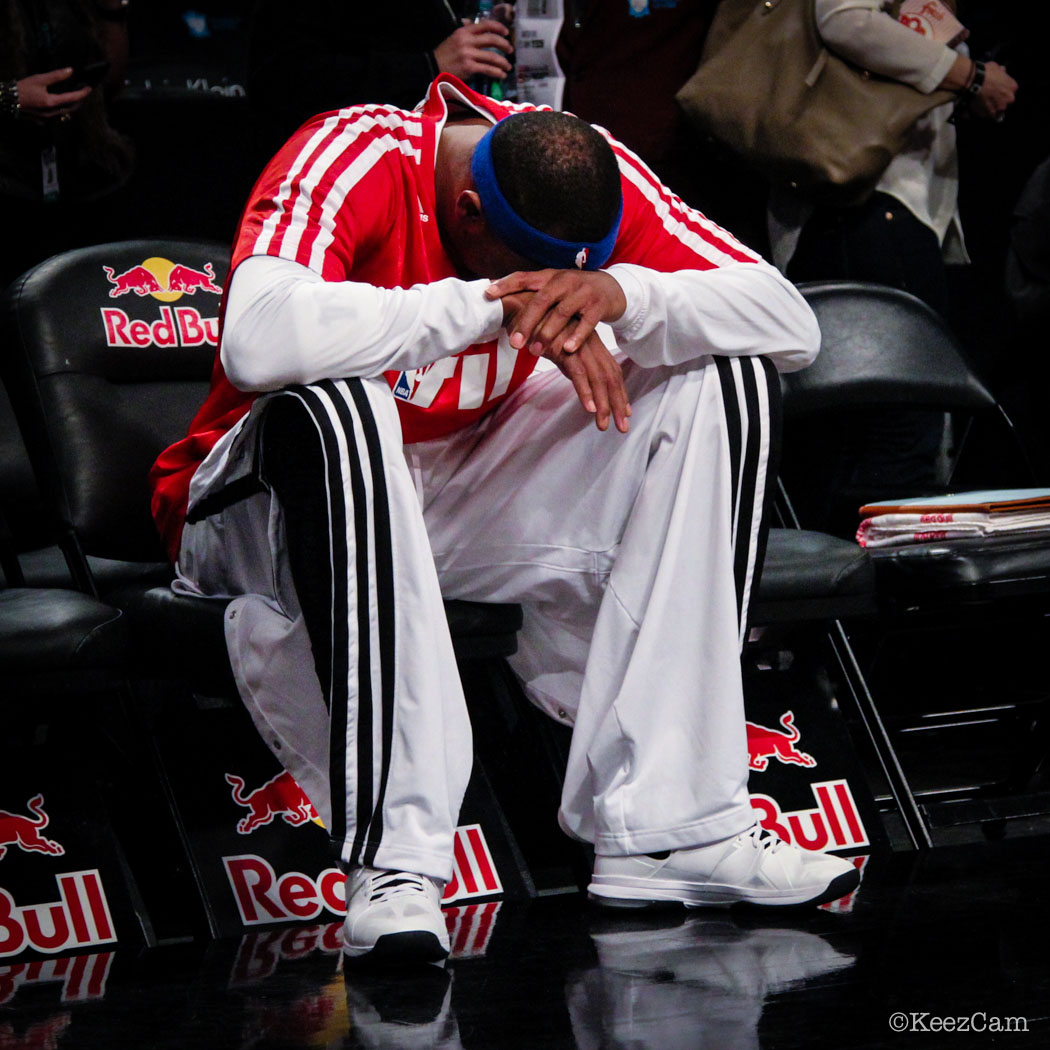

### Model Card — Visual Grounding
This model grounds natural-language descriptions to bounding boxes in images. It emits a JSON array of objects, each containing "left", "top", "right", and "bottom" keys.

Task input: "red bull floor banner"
[
  {"left": 150, "top": 696, "right": 533, "bottom": 939},
  {"left": 0, "top": 773, "right": 144, "bottom": 961},
  {"left": 741, "top": 650, "right": 888, "bottom": 903}
]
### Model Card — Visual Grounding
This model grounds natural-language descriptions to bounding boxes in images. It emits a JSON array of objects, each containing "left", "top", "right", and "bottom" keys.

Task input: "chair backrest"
[
  {"left": 784, "top": 281, "right": 998, "bottom": 418},
  {"left": 1, "top": 240, "right": 229, "bottom": 563},
  {"left": 0, "top": 376, "right": 51, "bottom": 554},
  {"left": 778, "top": 281, "right": 1034, "bottom": 538}
]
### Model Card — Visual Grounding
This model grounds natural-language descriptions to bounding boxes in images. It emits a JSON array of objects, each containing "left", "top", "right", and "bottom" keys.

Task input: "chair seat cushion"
[
  {"left": 751, "top": 528, "right": 876, "bottom": 623},
  {"left": 107, "top": 583, "right": 523, "bottom": 694},
  {"left": 0, "top": 588, "right": 125, "bottom": 672},
  {"left": 870, "top": 533, "right": 1050, "bottom": 603},
  {"left": 8, "top": 544, "right": 174, "bottom": 591}
]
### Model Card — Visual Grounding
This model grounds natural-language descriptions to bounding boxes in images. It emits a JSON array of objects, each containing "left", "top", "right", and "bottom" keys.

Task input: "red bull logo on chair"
[{"left": 100, "top": 257, "right": 222, "bottom": 348}]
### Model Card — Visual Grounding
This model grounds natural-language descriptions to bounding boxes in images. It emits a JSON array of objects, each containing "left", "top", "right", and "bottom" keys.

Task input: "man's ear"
[{"left": 455, "top": 189, "right": 485, "bottom": 227}]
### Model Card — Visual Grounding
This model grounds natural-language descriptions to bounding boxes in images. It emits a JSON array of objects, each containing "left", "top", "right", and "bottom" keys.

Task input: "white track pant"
[{"left": 177, "top": 351, "right": 779, "bottom": 880}]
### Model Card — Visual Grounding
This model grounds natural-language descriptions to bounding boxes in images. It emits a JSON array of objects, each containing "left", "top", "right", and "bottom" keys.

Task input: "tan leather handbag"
[{"left": 675, "top": 0, "right": 956, "bottom": 206}]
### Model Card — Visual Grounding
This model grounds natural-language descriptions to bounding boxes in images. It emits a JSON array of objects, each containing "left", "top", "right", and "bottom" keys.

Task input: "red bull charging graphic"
[
  {"left": 225, "top": 772, "right": 320, "bottom": 836},
  {"left": 745, "top": 711, "right": 817, "bottom": 772},
  {"left": 0, "top": 796, "right": 64, "bottom": 862}
]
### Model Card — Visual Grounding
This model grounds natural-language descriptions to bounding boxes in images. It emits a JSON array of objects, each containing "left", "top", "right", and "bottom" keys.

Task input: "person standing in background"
[
  {"left": 768, "top": 0, "right": 1017, "bottom": 535},
  {"left": 246, "top": 0, "right": 514, "bottom": 158},
  {"left": 556, "top": 1, "right": 714, "bottom": 201},
  {"left": 1, "top": 0, "right": 134, "bottom": 288}
]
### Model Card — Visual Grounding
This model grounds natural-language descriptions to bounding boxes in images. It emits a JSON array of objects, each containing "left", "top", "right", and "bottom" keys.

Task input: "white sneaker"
[
  {"left": 342, "top": 868, "right": 450, "bottom": 963},
  {"left": 588, "top": 824, "right": 860, "bottom": 908}
]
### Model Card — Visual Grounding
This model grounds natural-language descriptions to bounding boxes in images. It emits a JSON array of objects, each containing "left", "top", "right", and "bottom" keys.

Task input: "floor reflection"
[
  {"left": 3, "top": 834, "right": 1049, "bottom": 1050},
  {"left": 565, "top": 912, "right": 855, "bottom": 1050}
]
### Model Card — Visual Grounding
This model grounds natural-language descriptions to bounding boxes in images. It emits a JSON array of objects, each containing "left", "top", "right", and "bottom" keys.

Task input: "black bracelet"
[
  {"left": 0, "top": 79, "right": 20, "bottom": 120},
  {"left": 966, "top": 60, "right": 986, "bottom": 96}
]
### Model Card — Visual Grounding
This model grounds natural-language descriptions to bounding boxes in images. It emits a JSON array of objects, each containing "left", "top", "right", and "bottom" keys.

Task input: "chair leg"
[{"left": 826, "top": 619, "right": 932, "bottom": 850}]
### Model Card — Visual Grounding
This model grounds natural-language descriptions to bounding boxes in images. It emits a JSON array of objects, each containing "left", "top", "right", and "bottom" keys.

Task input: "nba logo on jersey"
[{"left": 393, "top": 371, "right": 413, "bottom": 400}]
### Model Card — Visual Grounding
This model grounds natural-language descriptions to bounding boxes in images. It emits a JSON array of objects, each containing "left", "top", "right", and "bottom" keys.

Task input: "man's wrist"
[{"left": 605, "top": 264, "right": 647, "bottom": 338}]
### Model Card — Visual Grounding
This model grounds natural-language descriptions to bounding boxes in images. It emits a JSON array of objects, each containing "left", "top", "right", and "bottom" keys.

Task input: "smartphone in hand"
[{"left": 49, "top": 60, "right": 110, "bottom": 93}]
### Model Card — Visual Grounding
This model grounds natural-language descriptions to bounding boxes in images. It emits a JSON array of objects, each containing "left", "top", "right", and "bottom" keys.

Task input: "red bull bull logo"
[
  {"left": 0, "top": 871, "right": 116, "bottom": 958},
  {"left": 0, "top": 795, "right": 64, "bottom": 862},
  {"left": 102, "top": 258, "right": 222, "bottom": 299},
  {"left": 225, "top": 772, "right": 320, "bottom": 835},
  {"left": 746, "top": 711, "right": 817, "bottom": 772},
  {"left": 751, "top": 779, "right": 870, "bottom": 852},
  {"left": 223, "top": 825, "right": 503, "bottom": 927},
  {"left": 99, "top": 257, "right": 221, "bottom": 349}
]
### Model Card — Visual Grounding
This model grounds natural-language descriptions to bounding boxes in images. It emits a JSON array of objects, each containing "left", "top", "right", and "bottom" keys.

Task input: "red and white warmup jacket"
[{"left": 149, "top": 74, "right": 816, "bottom": 561}]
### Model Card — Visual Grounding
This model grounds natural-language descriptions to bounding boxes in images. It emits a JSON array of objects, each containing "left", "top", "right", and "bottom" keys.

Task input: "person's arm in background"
[
  {"left": 816, "top": 0, "right": 1015, "bottom": 118},
  {"left": 247, "top": 0, "right": 511, "bottom": 127}
]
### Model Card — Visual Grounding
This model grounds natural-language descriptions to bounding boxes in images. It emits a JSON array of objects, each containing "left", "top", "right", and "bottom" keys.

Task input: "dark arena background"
[{"left": 2, "top": 2, "right": 1049, "bottom": 1047}]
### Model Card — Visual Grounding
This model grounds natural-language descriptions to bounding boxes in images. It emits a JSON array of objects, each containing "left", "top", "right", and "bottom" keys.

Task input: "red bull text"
[
  {"left": 223, "top": 824, "right": 502, "bottom": 927},
  {"left": 229, "top": 900, "right": 502, "bottom": 983},
  {"left": 0, "top": 871, "right": 116, "bottom": 958},
  {"left": 0, "top": 950, "right": 113, "bottom": 1004},
  {"left": 751, "top": 779, "right": 870, "bottom": 852}
]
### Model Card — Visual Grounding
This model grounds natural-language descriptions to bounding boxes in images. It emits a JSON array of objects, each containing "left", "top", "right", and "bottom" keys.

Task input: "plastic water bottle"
[{"left": 472, "top": 0, "right": 516, "bottom": 102}]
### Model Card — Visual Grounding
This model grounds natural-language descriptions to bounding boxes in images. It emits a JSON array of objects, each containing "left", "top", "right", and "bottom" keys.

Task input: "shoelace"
[
  {"left": 369, "top": 871, "right": 428, "bottom": 903},
  {"left": 742, "top": 823, "right": 788, "bottom": 855}
]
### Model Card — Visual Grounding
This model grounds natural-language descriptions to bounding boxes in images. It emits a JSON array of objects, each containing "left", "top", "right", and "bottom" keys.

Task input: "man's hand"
[
  {"left": 553, "top": 330, "right": 631, "bottom": 433},
  {"left": 486, "top": 269, "right": 627, "bottom": 359}
]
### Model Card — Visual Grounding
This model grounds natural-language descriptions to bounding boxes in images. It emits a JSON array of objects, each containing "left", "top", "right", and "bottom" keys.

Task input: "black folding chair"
[{"left": 777, "top": 281, "right": 1050, "bottom": 842}]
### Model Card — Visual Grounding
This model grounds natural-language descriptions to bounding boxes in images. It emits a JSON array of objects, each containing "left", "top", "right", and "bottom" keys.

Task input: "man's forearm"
[
  {"left": 221, "top": 255, "right": 505, "bottom": 391},
  {"left": 607, "top": 262, "right": 821, "bottom": 374}
]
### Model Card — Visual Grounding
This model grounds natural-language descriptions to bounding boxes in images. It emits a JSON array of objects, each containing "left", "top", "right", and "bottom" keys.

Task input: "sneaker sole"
[
  {"left": 342, "top": 930, "right": 450, "bottom": 964},
  {"left": 588, "top": 867, "right": 860, "bottom": 909}
]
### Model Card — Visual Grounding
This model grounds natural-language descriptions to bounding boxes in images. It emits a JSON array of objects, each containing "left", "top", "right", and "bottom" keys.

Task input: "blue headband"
[{"left": 470, "top": 121, "right": 622, "bottom": 271}]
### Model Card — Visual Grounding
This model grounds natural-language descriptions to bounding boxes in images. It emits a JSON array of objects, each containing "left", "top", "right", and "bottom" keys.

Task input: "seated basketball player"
[{"left": 150, "top": 74, "right": 860, "bottom": 966}]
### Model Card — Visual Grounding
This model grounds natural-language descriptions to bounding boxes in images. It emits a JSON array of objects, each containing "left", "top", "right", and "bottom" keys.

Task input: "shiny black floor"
[{"left": 3, "top": 831, "right": 1048, "bottom": 1050}]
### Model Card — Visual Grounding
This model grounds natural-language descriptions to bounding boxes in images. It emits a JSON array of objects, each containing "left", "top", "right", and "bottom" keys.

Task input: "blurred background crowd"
[{"left": 3, "top": 0, "right": 1049, "bottom": 479}]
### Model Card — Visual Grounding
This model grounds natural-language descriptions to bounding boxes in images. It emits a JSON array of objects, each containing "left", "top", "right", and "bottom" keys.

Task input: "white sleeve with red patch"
[
  {"left": 603, "top": 139, "right": 821, "bottom": 374},
  {"left": 221, "top": 257, "right": 504, "bottom": 392}
]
